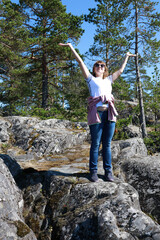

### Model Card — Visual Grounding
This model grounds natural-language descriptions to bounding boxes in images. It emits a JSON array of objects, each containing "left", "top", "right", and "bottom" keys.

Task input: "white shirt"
[{"left": 86, "top": 73, "right": 113, "bottom": 107}]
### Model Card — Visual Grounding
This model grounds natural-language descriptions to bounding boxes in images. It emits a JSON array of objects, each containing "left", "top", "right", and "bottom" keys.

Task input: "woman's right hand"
[{"left": 126, "top": 52, "right": 137, "bottom": 57}]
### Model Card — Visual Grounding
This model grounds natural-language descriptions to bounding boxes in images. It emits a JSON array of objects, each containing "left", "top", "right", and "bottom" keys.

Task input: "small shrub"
[
  {"left": 113, "top": 116, "right": 132, "bottom": 140},
  {"left": 144, "top": 131, "right": 160, "bottom": 154}
]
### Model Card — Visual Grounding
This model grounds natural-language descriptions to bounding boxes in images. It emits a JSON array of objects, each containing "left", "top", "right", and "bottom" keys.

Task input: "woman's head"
[{"left": 92, "top": 61, "right": 109, "bottom": 79}]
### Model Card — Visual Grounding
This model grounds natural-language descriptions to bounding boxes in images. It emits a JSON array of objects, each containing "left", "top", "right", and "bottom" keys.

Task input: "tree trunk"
[
  {"left": 135, "top": 0, "right": 147, "bottom": 138},
  {"left": 105, "top": 3, "right": 110, "bottom": 69},
  {"left": 42, "top": 51, "right": 48, "bottom": 109},
  {"left": 41, "top": 18, "right": 48, "bottom": 109}
]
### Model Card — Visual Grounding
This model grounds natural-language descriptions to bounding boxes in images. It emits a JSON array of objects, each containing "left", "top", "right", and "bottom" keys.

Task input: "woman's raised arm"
[
  {"left": 59, "top": 43, "right": 90, "bottom": 79},
  {"left": 112, "top": 52, "right": 136, "bottom": 82}
]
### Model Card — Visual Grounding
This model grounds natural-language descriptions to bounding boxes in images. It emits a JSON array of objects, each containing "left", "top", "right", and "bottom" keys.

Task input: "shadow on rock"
[
  {"left": 0, "top": 154, "right": 92, "bottom": 190},
  {"left": 0, "top": 154, "right": 22, "bottom": 178}
]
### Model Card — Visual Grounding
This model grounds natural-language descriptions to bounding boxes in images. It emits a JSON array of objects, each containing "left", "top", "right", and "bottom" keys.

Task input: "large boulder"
[
  {"left": 122, "top": 124, "right": 142, "bottom": 138},
  {"left": 1, "top": 152, "right": 159, "bottom": 240},
  {"left": 20, "top": 173, "right": 160, "bottom": 240},
  {"left": 121, "top": 154, "right": 160, "bottom": 224},
  {"left": 6, "top": 116, "right": 89, "bottom": 156},
  {"left": 111, "top": 137, "right": 147, "bottom": 161},
  {"left": 0, "top": 157, "right": 37, "bottom": 239}
]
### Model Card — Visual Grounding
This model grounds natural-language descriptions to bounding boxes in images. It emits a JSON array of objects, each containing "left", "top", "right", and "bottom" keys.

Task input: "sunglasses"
[{"left": 94, "top": 63, "right": 105, "bottom": 68}]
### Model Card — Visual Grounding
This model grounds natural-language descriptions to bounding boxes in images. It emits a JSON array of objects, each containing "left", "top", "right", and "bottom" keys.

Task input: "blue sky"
[{"left": 61, "top": 0, "right": 97, "bottom": 58}]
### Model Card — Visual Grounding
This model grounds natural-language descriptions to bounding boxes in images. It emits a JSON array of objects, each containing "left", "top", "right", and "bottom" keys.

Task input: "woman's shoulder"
[
  {"left": 85, "top": 72, "right": 94, "bottom": 83},
  {"left": 104, "top": 74, "right": 113, "bottom": 83}
]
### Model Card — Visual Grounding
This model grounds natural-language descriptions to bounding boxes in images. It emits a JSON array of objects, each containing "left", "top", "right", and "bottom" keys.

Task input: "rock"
[
  {"left": 115, "top": 99, "right": 139, "bottom": 124},
  {"left": 0, "top": 116, "right": 160, "bottom": 240},
  {"left": 0, "top": 158, "right": 37, "bottom": 239},
  {"left": 111, "top": 137, "right": 148, "bottom": 161},
  {"left": 6, "top": 116, "right": 89, "bottom": 156},
  {"left": 50, "top": 179, "right": 160, "bottom": 240},
  {"left": 123, "top": 124, "right": 142, "bottom": 138},
  {"left": 0, "top": 117, "right": 11, "bottom": 143},
  {"left": 16, "top": 170, "right": 160, "bottom": 240},
  {"left": 121, "top": 154, "right": 160, "bottom": 225},
  {"left": 0, "top": 154, "right": 21, "bottom": 178}
]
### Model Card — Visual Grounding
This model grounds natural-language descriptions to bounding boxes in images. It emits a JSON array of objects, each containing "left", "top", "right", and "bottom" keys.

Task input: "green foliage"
[
  {"left": 127, "top": 0, "right": 160, "bottom": 65},
  {"left": 0, "top": 0, "right": 30, "bottom": 112},
  {"left": 60, "top": 60, "right": 89, "bottom": 110},
  {"left": 144, "top": 130, "right": 160, "bottom": 154},
  {"left": 112, "top": 76, "right": 132, "bottom": 100},
  {"left": 117, "top": 116, "right": 132, "bottom": 128},
  {"left": 30, "top": 107, "right": 65, "bottom": 120},
  {"left": 19, "top": 0, "right": 84, "bottom": 109},
  {"left": 115, "top": 101, "right": 126, "bottom": 112},
  {"left": 113, "top": 116, "right": 132, "bottom": 140},
  {"left": 0, "top": 0, "right": 84, "bottom": 112},
  {"left": 64, "top": 107, "right": 87, "bottom": 122},
  {"left": 84, "top": 0, "right": 130, "bottom": 68},
  {"left": 1, "top": 143, "right": 11, "bottom": 153},
  {"left": 31, "top": 105, "right": 87, "bottom": 122},
  {"left": 9, "top": 105, "right": 87, "bottom": 122},
  {"left": 143, "top": 65, "right": 160, "bottom": 130}
]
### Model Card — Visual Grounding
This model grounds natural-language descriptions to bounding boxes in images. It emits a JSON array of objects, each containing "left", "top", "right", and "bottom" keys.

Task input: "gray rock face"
[
  {"left": 121, "top": 154, "right": 160, "bottom": 224},
  {"left": 0, "top": 154, "right": 21, "bottom": 178},
  {"left": 0, "top": 117, "right": 11, "bottom": 143},
  {"left": 0, "top": 116, "right": 160, "bottom": 240},
  {"left": 5, "top": 116, "right": 89, "bottom": 156},
  {"left": 123, "top": 124, "right": 142, "bottom": 138},
  {"left": 112, "top": 137, "right": 148, "bottom": 161},
  {"left": 21, "top": 174, "right": 160, "bottom": 240},
  {"left": 0, "top": 158, "right": 37, "bottom": 239}
]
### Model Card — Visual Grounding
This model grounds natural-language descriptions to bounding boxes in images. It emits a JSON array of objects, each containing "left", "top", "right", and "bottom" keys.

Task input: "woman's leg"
[
  {"left": 102, "top": 119, "right": 115, "bottom": 174},
  {"left": 89, "top": 122, "right": 103, "bottom": 172}
]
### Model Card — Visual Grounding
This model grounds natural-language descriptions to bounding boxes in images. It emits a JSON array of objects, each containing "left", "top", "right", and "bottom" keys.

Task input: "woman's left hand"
[{"left": 58, "top": 43, "right": 72, "bottom": 47}]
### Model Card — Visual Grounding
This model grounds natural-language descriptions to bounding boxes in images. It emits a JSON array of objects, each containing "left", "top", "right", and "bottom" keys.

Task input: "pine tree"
[
  {"left": 144, "top": 65, "right": 160, "bottom": 131},
  {"left": 0, "top": 0, "right": 30, "bottom": 114},
  {"left": 19, "top": 0, "right": 84, "bottom": 109},
  {"left": 84, "top": 0, "right": 130, "bottom": 70},
  {"left": 126, "top": 0, "right": 160, "bottom": 137},
  {"left": 60, "top": 59, "right": 89, "bottom": 121}
]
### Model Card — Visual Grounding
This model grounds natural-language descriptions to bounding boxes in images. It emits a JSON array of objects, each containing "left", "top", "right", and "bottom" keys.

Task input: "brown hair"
[{"left": 92, "top": 60, "right": 109, "bottom": 79}]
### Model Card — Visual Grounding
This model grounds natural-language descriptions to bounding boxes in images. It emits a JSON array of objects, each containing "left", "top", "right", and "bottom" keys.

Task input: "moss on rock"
[{"left": 14, "top": 220, "right": 31, "bottom": 237}]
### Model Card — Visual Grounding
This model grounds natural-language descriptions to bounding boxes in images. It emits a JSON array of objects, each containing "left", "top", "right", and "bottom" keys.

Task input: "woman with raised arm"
[{"left": 59, "top": 42, "right": 136, "bottom": 182}]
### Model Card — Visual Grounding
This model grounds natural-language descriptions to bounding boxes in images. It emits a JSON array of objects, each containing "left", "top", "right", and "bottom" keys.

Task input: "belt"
[{"left": 97, "top": 106, "right": 108, "bottom": 112}]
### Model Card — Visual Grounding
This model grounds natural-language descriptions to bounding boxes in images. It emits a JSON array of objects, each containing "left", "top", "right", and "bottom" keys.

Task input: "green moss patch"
[{"left": 14, "top": 220, "right": 30, "bottom": 237}]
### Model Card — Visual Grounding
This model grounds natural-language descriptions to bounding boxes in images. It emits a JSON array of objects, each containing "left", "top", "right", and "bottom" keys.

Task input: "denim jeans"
[{"left": 89, "top": 110, "right": 115, "bottom": 173}]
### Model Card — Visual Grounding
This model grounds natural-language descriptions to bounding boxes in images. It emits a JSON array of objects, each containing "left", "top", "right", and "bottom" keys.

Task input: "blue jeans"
[{"left": 89, "top": 111, "right": 115, "bottom": 173}]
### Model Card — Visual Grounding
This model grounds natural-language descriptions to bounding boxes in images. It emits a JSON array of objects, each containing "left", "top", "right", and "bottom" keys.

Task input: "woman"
[{"left": 59, "top": 42, "right": 135, "bottom": 182}]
